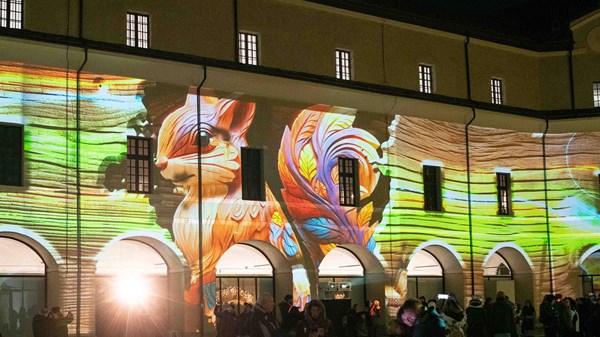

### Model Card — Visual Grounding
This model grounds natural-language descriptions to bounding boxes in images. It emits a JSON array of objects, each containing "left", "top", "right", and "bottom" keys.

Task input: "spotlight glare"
[{"left": 114, "top": 276, "right": 148, "bottom": 306}]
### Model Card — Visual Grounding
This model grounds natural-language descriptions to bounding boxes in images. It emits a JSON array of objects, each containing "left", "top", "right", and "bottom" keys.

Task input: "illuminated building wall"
[{"left": 1, "top": 59, "right": 600, "bottom": 335}]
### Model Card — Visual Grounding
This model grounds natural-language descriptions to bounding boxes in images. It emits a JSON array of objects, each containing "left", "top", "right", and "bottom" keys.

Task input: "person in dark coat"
[
  {"left": 49, "top": 307, "right": 73, "bottom": 337},
  {"left": 520, "top": 300, "right": 536, "bottom": 337},
  {"left": 465, "top": 297, "right": 487, "bottom": 337},
  {"left": 296, "top": 300, "right": 334, "bottom": 337},
  {"left": 279, "top": 294, "right": 303, "bottom": 336},
  {"left": 215, "top": 303, "right": 238, "bottom": 337},
  {"left": 32, "top": 308, "right": 51, "bottom": 337},
  {"left": 237, "top": 303, "right": 253, "bottom": 337},
  {"left": 539, "top": 294, "right": 559, "bottom": 337},
  {"left": 489, "top": 291, "right": 515, "bottom": 337},
  {"left": 395, "top": 298, "right": 446, "bottom": 337},
  {"left": 247, "top": 294, "right": 279, "bottom": 337}
]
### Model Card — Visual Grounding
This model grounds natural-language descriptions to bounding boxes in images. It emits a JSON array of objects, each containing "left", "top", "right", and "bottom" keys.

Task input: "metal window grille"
[
  {"left": 239, "top": 32, "right": 258, "bottom": 65},
  {"left": 339, "top": 158, "right": 359, "bottom": 206},
  {"left": 0, "top": 124, "right": 23, "bottom": 186},
  {"left": 423, "top": 165, "right": 442, "bottom": 211},
  {"left": 419, "top": 65, "right": 433, "bottom": 93},
  {"left": 0, "top": 0, "right": 22, "bottom": 28},
  {"left": 126, "top": 13, "right": 149, "bottom": 48},
  {"left": 127, "top": 137, "right": 152, "bottom": 193},
  {"left": 335, "top": 50, "right": 352, "bottom": 80},
  {"left": 241, "top": 147, "right": 265, "bottom": 200},
  {"left": 491, "top": 78, "right": 503, "bottom": 104},
  {"left": 497, "top": 172, "right": 511, "bottom": 215},
  {"left": 593, "top": 82, "right": 600, "bottom": 108}
]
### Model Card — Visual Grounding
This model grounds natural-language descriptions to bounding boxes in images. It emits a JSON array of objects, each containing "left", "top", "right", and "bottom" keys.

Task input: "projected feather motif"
[
  {"left": 278, "top": 105, "right": 380, "bottom": 264},
  {"left": 156, "top": 94, "right": 306, "bottom": 316}
]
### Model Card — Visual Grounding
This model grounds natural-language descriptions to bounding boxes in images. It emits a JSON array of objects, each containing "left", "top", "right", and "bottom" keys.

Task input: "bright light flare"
[{"left": 114, "top": 276, "right": 148, "bottom": 306}]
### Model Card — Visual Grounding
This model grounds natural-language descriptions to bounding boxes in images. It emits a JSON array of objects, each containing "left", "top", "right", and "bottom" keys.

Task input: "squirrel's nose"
[{"left": 156, "top": 157, "right": 168, "bottom": 170}]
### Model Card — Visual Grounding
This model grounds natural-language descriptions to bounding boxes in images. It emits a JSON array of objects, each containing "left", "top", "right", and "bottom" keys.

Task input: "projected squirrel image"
[{"left": 155, "top": 94, "right": 306, "bottom": 315}]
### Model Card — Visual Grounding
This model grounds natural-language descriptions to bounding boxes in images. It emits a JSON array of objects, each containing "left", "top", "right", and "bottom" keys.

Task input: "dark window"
[
  {"left": 127, "top": 137, "right": 152, "bottom": 193},
  {"left": 0, "top": 124, "right": 23, "bottom": 186},
  {"left": 423, "top": 165, "right": 442, "bottom": 211},
  {"left": 126, "top": 13, "right": 149, "bottom": 48},
  {"left": 339, "top": 158, "right": 359, "bottom": 206},
  {"left": 241, "top": 147, "right": 265, "bottom": 201},
  {"left": 497, "top": 172, "right": 512, "bottom": 215},
  {"left": 594, "top": 82, "right": 600, "bottom": 108},
  {"left": 0, "top": 0, "right": 22, "bottom": 29}
]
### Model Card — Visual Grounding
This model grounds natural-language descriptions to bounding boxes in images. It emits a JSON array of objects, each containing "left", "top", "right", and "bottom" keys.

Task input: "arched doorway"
[
  {"left": 483, "top": 244, "right": 533, "bottom": 306},
  {"left": 579, "top": 245, "right": 600, "bottom": 296},
  {"left": 0, "top": 237, "right": 47, "bottom": 337},
  {"left": 317, "top": 244, "right": 384, "bottom": 337},
  {"left": 406, "top": 243, "right": 464, "bottom": 303},
  {"left": 406, "top": 249, "right": 443, "bottom": 301},
  {"left": 95, "top": 238, "right": 180, "bottom": 337},
  {"left": 215, "top": 244, "right": 274, "bottom": 313}
]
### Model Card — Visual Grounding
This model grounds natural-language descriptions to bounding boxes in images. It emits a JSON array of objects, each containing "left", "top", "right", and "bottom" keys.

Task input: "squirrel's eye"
[{"left": 198, "top": 131, "right": 211, "bottom": 147}]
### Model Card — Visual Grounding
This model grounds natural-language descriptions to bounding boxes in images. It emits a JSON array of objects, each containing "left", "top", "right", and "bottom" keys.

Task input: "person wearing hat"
[
  {"left": 32, "top": 308, "right": 51, "bottom": 337},
  {"left": 50, "top": 307, "right": 74, "bottom": 337}
]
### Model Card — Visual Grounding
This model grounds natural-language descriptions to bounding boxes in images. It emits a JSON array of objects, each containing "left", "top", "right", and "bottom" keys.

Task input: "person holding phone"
[{"left": 296, "top": 300, "right": 334, "bottom": 337}]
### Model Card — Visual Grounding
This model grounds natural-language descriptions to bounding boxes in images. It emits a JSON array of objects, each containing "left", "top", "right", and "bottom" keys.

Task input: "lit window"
[
  {"left": 593, "top": 82, "right": 600, "bottom": 108},
  {"left": 491, "top": 78, "right": 504, "bottom": 105},
  {"left": 423, "top": 165, "right": 442, "bottom": 211},
  {"left": 419, "top": 64, "right": 433, "bottom": 93},
  {"left": 126, "top": 13, "right": 149, "bottom": 48},
  {"left": 241, "top": 147, "right": 265, "bottom": 200},
  {"left": 0, "top": 124, "right": 23, "bottom": 186},
  {"left": 335, "top": 49, "right": 352, "bottom": 80},
  {"left": 339, "top": 157, "right": 359, "bottom": 206},
  {"left": 497, "top": 173, "right": 512, "bottom": 216},
  {"left": 0, "top": 0, "right": 22, "bottom": 28},
  {"left": 239, "top": 32, "right": 259, "bottom": 65},
  {"left": 127, "top": 137, "right": 152, "bottom": 193}
]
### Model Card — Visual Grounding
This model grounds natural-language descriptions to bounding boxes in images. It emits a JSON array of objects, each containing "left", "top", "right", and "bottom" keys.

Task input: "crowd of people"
[
  {"left": 214, "top": 294, "right": 383, "bottom": 337},
  {"left": 0, "top": 307, "right": 73, "bottom": 337},
  {"left": 392, "top": 292, "right": 600, "bottom": 337}
]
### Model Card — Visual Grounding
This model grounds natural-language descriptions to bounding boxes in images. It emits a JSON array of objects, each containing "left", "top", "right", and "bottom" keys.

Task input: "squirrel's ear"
[{"left": 218, "top": 99, "right": 256, "bottom": 138}]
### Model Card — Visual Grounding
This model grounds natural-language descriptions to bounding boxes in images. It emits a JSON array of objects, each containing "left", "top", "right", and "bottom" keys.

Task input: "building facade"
[{"left": 1, "top": 1, "right": 600, "bottom": 336}]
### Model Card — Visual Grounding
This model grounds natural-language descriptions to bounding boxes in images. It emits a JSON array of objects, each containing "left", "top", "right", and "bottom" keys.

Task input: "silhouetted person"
[{"left": 32, "top": 308, "right": 51, "bottom": 337}]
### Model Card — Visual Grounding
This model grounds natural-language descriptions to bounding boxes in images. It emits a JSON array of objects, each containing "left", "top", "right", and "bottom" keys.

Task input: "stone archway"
[
  {"left": 95, "top": 236, "right": 186, "bottom": 337},
  {"left": 483, "top": 243, "right": 533, "bottom": 306},
  {"left": 578, "top": 244, "right": 600, "bottom": 296}
]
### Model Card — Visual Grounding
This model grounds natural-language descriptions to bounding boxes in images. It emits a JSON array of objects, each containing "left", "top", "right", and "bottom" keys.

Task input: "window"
[
  {"left": 419, "top": 64, "right": 433, "bottom": 93},
  {"left": 241, "top": 147, "right": 265, "bottom": 201},
  {"left": 497, "top": 173, "right": 512, "bottom": 215},
  {"left": 126, "top": 13, "right": 149, "bottom": 48},
  {"left": 0, "top": 124, "right": 23, "bottom": 186},
  {"left": 594, "top": 82, "right": 600, "bottom": 108},
  {"left": 423, "top": 165, "right": 442, "bottom": 211},
  {"left": 239, "top": 32, "right": 259, "bottom": 65},
  {"left": 491, "top": 78, "right": 504, "bottom": 104},
  {"left": 338, "top": 158, "right": 359, "bottom": 206},
  {"left": 127, "top": 137, "right": 152, "bottom": 193},
  {"left": 0, "top": 0, "right": 22, "bottom": 28},
  {"left": 335, "top": 49, "right": 352, "bottom": 80}
]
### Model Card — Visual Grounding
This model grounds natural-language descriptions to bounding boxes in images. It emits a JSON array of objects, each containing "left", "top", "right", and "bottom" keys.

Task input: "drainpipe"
[
  {"left": 234, "top": 0, "right": 239, "bottom": 62},
  {"left": 568, "top": 42, "right": 575, "bottom": 110},
  {"left": 196, "top": 65, "right": 208, "bottom": 335},
  {"left": 75, "top": 1, "right": 86, "bottom": 336},
  {"left": 464, "top": 35, "right": 476, "bottom": 297},
  {"left": 542, "top": 120, "right": 554, "bottom": 294}
]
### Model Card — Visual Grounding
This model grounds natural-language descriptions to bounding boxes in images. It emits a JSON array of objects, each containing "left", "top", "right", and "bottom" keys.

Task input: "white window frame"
[
  {"left": 419, "top": 64, "right": 434, "bottom": 93},
  {"left": 593, "top": 82, "right": 600, "bottom": 108},
  {"left": 0, "top": 0, "right": 23, "bottom": 29},
  {"left": 238, "top": 31, "right": 259, "bottom": 65},
  {"left": 335, "top": 49, "right": 352, "bottom": 80},
  {"left": 126, "top": 12, "right": 150, "bottom": 48},
  {"left": 491, "top": 78, "right": 504, "bottom": 105}
]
